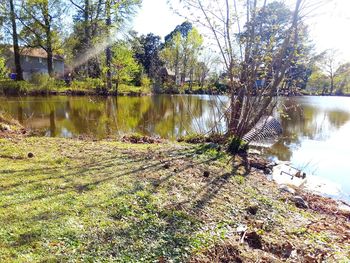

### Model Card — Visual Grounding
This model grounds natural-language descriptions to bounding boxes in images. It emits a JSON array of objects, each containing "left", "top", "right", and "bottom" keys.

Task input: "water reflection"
[
  {"left": 267, "top": 96, "right": 350, "bottom": 199},
  {"left": 0, "top": 95, "right": 227, "bottom": 139}
]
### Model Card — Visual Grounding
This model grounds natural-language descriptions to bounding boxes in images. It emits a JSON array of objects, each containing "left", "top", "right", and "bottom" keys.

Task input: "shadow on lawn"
[{"left": 0, "top": 144, "right": 239, "bottom": 261}]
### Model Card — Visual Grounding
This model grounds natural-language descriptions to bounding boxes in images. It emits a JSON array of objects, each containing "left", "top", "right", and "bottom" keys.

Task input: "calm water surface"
[{"left": 1, "top": 95, "right": 349, "bottom": 199}]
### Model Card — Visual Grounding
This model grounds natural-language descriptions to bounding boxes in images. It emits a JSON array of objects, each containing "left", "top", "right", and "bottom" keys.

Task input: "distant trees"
[
  {"left": 307, "top": 50, "right": 350, "bottom": 95},
  {"left": 66, "top": 0, "right": 141, "bottom": 93},
  {"left": 161, "top": 22, "right": 203, "bottom": 87},
  {"left": 67, "top": 0, "right": 106, "bottom": 78},
  {"left": 111, "top": 41, "right": 139, "bottom": 91},
  {"left": 315, "top": 50, "right": 339, "bottom": 95},
  {"left": 131, "top": 33, "right": 164, "bottom": 81},
  {"left": 334, "top": 63, "right": 350, "bottom": 94}
]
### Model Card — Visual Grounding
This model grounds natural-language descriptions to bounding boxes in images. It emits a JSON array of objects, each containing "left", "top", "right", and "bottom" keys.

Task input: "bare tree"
[{"left": 175, "top": 0, "right": 304, "bottom": 139}]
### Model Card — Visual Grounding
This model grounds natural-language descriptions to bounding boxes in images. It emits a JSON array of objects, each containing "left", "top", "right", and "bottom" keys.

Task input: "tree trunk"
[
  {"left": 46, "top": 25, "right": 53, "bottom": 76},
  {"left": 330, "top": 75, "right": 334, "bottom": 95},
  {"left": 115, "top": 78, "right": 119, "bottom": 94},
  {"left": 84, "top": 0, "right": 93, "bottom": 77},
  {"left": 43, "top": 4, "right": 53, "bottom": 76},
  {"left": 105, "top": 0, "right": 112, "bottom": 93},
  {"left": 9, "top": 0, "right": 23, "bottom": 81},
  {"left": 47, "top": 47, "right": 54, "bottom": 76}
]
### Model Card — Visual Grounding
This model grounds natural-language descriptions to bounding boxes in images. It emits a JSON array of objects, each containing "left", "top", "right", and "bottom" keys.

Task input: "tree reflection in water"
[{"left": 0, "top": 95, "right": 227, "bottom": 139}]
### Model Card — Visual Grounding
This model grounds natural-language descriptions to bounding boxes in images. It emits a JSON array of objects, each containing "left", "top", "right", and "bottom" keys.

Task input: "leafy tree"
[
  {"left": 240, "top": 1, "right": 313, "bottom": 93},
  {"left": 181, "top": 27, "right": 203, "bottom": 86},
  {"left": 314, "top": 49, "right": 341, "bottom": 95},
  {"left": 131, "top": 33, "right": 164, "bottom": 81},
  {"left": 164, "top": 21, "right": 193, "bottom": 43},
  {"left": 161, "top": 24, "right": 203, "bottom": 86},
  {"left": 19, "top": 0, "right": 65, "bottom": 76},
  {"left": 334, "top": 62, "right": 350, "bottom": 95},
  {"left": 111, "top": 42, "right": 139, "bottom": 91},
  {"left": 161, "top": 31, "right": 182, "bottom": 85},
  {"left": 306, "top": 65, "right": 329, "bottom": 94},
  {"left": 9, "top": 0, "right": 23, "bottom": 80},
  {"left": 103, "top": 0, "right": 141, "bottom": 92},
  {"left": 67, "top": 0, "right": 106, "bottom": 78},
  {"left": 66, "top": 0, "right": 140, "bottom": 91}
]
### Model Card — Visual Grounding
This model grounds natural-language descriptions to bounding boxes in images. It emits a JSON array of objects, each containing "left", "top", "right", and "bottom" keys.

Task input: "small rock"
[
  {"left": 246, "top": 204, "right": 259, "bottom": 215},
  {"left": 293, "top": 196, "right": 308, "bottom": 209},
  {"left": 163, "top": 163, "right": 170, "bottom": 169},
  {"left": 279, "top": 185, "right": 296, "bottom": 195},
  {"left": 173, "top": 168, "right": 178, "bottom": 173},
  {"left": 236, "top": 224, "right": 248, "bottom": 233},
  {"left": 0, "top": 124, "right": 11, "bottom": 131},
  {"left": 203, "top": 171, "right": 210, "bottom": 177},
  {"left": 28, "top": 152, "right": 34, "bottom": 158},
  {"left": 264, "top": 167, "right": 272, "bottom": 174}
]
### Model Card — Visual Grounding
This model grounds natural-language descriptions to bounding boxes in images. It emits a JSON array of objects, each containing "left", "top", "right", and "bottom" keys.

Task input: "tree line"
[
  {"left": 0, "top": 0, "right": 349, "bottom": 98},
  {"left": 0, "top": 0, "right": 216, "bottom": 94}
]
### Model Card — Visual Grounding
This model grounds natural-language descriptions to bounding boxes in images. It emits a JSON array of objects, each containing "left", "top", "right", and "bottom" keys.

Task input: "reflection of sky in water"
[{"left": 269, "top": 96, "right": 350, "bottom": 200}]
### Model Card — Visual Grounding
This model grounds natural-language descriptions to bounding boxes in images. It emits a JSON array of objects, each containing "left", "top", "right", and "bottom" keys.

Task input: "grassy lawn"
[{"left": 0, "top": 137, "right": 349, "bottom": 262}]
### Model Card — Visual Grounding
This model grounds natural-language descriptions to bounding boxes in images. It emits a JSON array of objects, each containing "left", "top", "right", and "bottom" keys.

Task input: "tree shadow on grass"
[{"left": 0, "top": 144, "right": 241, "bottom": 262}]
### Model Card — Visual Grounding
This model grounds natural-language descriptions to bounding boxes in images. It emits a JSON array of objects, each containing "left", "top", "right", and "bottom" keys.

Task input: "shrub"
[
  {"left": 178, "top": 133, "right": 226, "bottom": 144},
  {"left": 141, "top": 75, "right": 151, "bottom": 88},
  {"left": 0, "top": 80, "right": 33, "bottom": 95},
  {"left": 29, "top": 73, "right": 65, "bottom": 92},
  {"left": 335, "top": 88, "right": 344, "bottom": 96},
  {"left": 0, "top": 57, "right": 9, "bottom": 80},
  {"left": 178, "top": 133, "right": 207, "bottom": 143},
  {"left": 117, "top": 83, "right": 151, "bottom": 95},
  {"left": 226, "top": 136, "right": 248, "bottom": 155},
  {"left": 70, "top": 78, "right": 104, "bottom": 91}
]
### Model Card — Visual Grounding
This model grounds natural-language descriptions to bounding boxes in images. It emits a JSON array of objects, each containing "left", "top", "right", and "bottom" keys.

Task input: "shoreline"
[{"left": 2, "top": 90, "right": 350, "bottom": 98}]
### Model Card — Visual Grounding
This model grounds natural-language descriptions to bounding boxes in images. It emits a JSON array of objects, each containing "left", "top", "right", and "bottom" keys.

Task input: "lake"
[{"left": 1, "top": 95, "right": 350, "bottom": 200}]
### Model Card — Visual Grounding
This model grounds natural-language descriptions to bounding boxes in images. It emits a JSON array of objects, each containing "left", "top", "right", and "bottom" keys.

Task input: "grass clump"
[
  {"left": 178, "top": 133, "right": 226, "bottom": 144},
  {"left": 227, "top": 136, "right": 248, "bottom": 155},
  {"left": 0, "top": 80, "right": 34, "bottom": 95}
]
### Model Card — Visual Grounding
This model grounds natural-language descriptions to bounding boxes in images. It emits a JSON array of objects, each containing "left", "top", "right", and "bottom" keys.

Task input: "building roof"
[{"left": 8, "top": 47, "right": 64, "bottom": 61}]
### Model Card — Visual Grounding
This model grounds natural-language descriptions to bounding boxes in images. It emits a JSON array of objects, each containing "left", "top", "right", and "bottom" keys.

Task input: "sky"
[{"left": 133, "top": 0, "right": 350, "bottom": 62}]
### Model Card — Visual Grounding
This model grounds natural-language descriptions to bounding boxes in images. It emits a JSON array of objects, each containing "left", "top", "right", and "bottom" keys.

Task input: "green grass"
[
  {"left": 0, "top": 138, "right": 231, "bottom": 262},
  {"left": 0, "top": 137, "right": 349, "bottom": 262},
  {"left": 117, "top": 84, "right": 151, "bottom": 96},
  {"left": 0, "top": 79, "right": 151, "bottom": 96}
]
